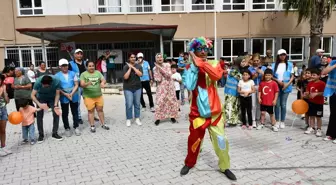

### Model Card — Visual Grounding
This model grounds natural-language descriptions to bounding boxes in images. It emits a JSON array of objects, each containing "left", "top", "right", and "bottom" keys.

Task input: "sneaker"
[
  {"left": 90, "top": 126, "right": 96, "bottom": 133},
  {"left": 0, "top": 148, "right": 7, "bottom": 157},
  {"left": 74, "top": 128, "right": 81, "bottom": 136},
  {"left": 171, "top": 118, "right": 177, "bottom": 123},
  {"left": 241, "top": 125, "right": 247, "bottom": 129},
  {"left": 65, "top": 129, "right": 71, "bottom": 137},
  {"left": 21, "top": 139, "right": 29, "bottom": 144},
  {"left": 275, "top": 122, "right": 280, "bottom": 129},
  {"left": 304, "top": 127, "right": 314, "bottom": 134},
  {"left": 150, "top": 107, "right": 155, "bottom": 112},
  {"left": 248, "top": 126, "right": 253, "bottom": 130},
  {"left": 135, "top": 118, "right": 142, "bottom": 126},
  {"left": 222, "top": 169, "right": 237, "bottom": 181},
  {"left": 78, "top": 119, "right": 83, "bottom": 125},
  {"left": 126, "top": 120, "right": 131, "bottom": 127},
  {"left": 37, "top": 136, "right": 44, "bottom": 144},
  {"left": 323, "top": 136, "right": 333, "bottom": 141},
  {"left": 257, "top": 124, "right": 264, "bottom": 130},
  {"left": 101, "top": 125, "right": 110, "bottom": 130},
  {"left": 272, "top": 126, "right": 279, "bottom": 132},
  {"left": 333, "top": 140, "right": 336, "bottom": 144},
  {"left": 316, "top": 129, "right": 322, "bottom": 137},
  {"left": 52, "top": 133, "right": 64, "bottom": 141},
  {"left": 252, "top": 121, "right": 257, "bottom": 128},
  {"left": 280, "top": 122, "right": 285, "bottom": 129},
  {"left": 30, "top": 140, "right": 35, "bottom": 145},
  {"left": 2, "top": 147, "right": 12, "bottom": 155},
  {"left": 155, "top": 120, "right": 160, "bottom": 126}
]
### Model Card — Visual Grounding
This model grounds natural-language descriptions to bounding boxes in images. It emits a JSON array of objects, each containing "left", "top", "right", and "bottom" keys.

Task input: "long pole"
[{"left": 214, "top": 7, "right": 217, "bottom": 59}]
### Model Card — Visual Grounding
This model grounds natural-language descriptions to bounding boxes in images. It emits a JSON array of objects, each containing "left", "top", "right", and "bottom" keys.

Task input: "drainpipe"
[{"left": 11, "top": 0, "right": 17, "bottom": 45}]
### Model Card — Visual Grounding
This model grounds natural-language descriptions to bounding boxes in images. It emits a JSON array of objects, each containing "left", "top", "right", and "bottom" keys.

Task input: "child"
[
  {"left": 301, "top": 69, "right": 312, "bottom": 128},
  {"left": 257, "top": 69, "right": 279, "bottom": 131},
  {"left": 19, "top": 99, "right": 39, "bottom": 145},
  {"left": 304, "top": 68, "right": 326, "bottom": 137},
  {"left": 0, "top": 75, "right": 11, "bottom": 157},
  {"left": 238, "top": 69, "right": 255, "bottom": 129},
  {"left": 171, "top": 65, "right": 182, "bottom": 102}
]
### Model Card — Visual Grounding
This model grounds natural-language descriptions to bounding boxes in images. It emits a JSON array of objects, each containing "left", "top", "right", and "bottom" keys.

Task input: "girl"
[
  {"left": 0, "top": 75, "right": 11, "bottom": 156},
  {"left": 272, "top": 49, "right": 294, "bottom": 129},
  {"left": 153, "top": 53, "right": 179, "bottom": 125},
  {"left": 123, "top": 53, "right": 143, "bottom": 127},
  {"left": 19, "top": 99, "right": 39, "bottom": 145},
  {"left": 2, "top": 67, "right": 15, "bottom": 100},
  {"left": 238, "top": 69, "right": 255, "bottom": 129},
  {"left": 80, "top": 61, "right": 110, "bottom": 133},
  {"left": 27, "top": 64, "right": 36, "bottom": 87}
]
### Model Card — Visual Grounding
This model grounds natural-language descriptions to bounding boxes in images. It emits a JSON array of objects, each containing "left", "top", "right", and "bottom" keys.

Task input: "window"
[
  {"left": 252, "top": 0, "right": 275, "bottom": 10},
  {"left": 98, "top": 0, "right": 122, "bottom": 13},
  {"left": 320, "top": 37, "right": 333, "bottom": 56},
  {"left": 130, "top": 0, "right": 153, "bottom": 12},
  {"left": 18, "top": 0, "right": 43, "bottom": 15},
  {"left": 161, "top": 0, "right": 184, "bottom": 12},
  {"left": 222, "top": 0, "right": 245, "bottom": 11},
  {"left": 191, "top": 0, "right": 214, "bottom": 11},
  {"left": 164, "top": 40, "right": 189, "bottom": 59},
  {"left": 207, "top": 39, "right": 215, "bottom": 58},
  {"left": 222, "top": 39, "right": 246, "bottom": 62},
  {"left": 281, "top": 38, "right": 304, "bottom": 61},
  {"left": 251, "top": 38, "right": 274, "bottom": 56}
]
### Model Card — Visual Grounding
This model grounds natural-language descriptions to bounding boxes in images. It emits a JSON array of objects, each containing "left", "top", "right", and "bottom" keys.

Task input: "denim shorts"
[{"left": 0, "top": 106, "right": 8, "bottom": 121}]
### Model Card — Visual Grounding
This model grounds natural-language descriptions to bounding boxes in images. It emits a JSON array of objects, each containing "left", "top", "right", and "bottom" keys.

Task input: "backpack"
[{"left": 96, "top": 60, "right": 102, "bottom": 72}]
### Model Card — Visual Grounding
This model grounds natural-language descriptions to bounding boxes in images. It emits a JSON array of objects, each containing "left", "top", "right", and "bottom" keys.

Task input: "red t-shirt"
[
  {"left": 259, "top": 80, "right": 279, "bottom": 106},
  {"left": 306, "top": 80, "right": 326, "bottom": 105}
]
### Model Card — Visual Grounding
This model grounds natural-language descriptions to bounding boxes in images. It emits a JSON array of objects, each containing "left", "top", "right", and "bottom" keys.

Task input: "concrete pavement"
[{"left": 0, "top": 89, "right": 335, "bottom": 185}]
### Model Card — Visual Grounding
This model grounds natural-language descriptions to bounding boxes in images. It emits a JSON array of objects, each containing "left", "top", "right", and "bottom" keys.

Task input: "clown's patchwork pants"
[{"left": 184, "top": 114, "right": 230, "bottom": 171}]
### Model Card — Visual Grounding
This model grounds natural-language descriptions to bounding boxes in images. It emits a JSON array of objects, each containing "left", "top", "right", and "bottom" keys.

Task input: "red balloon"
[
  {"left": 292, "top": 100, "right": 309, "bottom": 115},
  {"left": 8, "top": 112, "right": 23, "bottom": 125}
]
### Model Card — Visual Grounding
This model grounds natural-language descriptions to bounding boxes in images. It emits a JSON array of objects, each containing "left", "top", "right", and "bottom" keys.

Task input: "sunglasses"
[{"left": 195, "top": 47, "right": 210, "bottom": 52}]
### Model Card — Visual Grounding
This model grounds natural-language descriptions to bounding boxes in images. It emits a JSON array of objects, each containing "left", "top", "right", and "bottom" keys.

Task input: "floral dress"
[{"left": 153, "top": 63, "right": 179, "bottom": 120}]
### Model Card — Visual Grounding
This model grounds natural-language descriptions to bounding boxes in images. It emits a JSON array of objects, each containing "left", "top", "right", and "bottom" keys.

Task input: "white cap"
[
  {"left": 277, "top": 49, "right": 287, "bottom": 55},
  {"left": 137, "top": 52, "right": 144, "bottom": 58},
  {"left": 59, "top": 58, "right": 69, "bottom": 66},
  {"left": 74, "top": 48, "right": 83, "bottom": 53},
  {"left": 316, "top": 49, "right": 325, "bottom": 53}
]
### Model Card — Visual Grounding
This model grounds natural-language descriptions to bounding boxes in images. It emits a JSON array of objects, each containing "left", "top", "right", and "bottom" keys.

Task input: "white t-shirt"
[
  {"left": 238, "top": 79, "right": 255, "bottom": 96},
  {"left": 276, "top": 63, "right": 294, "bottom": 81},
  {"left": 27, "top": 70, "right": 36, "bottom": 82},
  {"left": 171, "top": 72, "right": 182, "bottom": 91},
  {"left": 101, "top": 60, "right": 107, "bottom": 73}
]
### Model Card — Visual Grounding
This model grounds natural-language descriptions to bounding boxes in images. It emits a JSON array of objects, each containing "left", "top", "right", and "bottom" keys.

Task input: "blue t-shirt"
[
  {"left": 33, "top": 75, "right": 61, "bottom": 100},
  {"left": 310, "top": 55, "right": 321, "bottom": 68},
  {"left": 140, "top": 61, "right": 151, "bottom": 81}
]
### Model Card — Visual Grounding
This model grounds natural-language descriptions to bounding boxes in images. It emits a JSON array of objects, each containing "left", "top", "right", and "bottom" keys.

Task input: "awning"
[{"left": 16, "top": 23, "right": 178, "bottom": 41}]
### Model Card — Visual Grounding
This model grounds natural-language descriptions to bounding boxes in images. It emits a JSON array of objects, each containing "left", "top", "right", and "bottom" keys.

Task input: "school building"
[{"left": 1, "top": 0, "right": 336, "bottom": 80}]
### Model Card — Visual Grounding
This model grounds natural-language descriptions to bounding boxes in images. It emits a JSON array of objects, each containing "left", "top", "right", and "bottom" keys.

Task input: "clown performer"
[
  {"left": 180, "top": 37, "right": 236, "bottom": 180},
  {"left": 223, "top": 57, "right": 243, "bottom": 126}
]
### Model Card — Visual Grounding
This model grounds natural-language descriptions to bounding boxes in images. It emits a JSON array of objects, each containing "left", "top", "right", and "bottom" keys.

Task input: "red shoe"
[{"left": 242, "top": 125, "right": 247, "bottom": 129}]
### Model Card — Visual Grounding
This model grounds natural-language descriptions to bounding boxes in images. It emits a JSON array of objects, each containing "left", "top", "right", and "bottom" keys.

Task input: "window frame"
[
  {"left": 281, "top": 37, "right": 304, "bottom": 62},
  {"left": 250, "top": 0, "right": 276, "bottom": 11},
  {"left": 97, "top": 0, "right": 123, "bottom": 14},
  {"left": 251, "top": 38, "right": 275, "bottom": 57},
  {"left": 221, "top": 39, "right": 246, "bottom": 62},
  {"left": 190, "top": 0, "right": 215, "bottom": 12},
  {"left": 320, "top": 37, "right": 333, "bottom": 56},
  {"left": 160, "top": 0, "right": 185, "bottom": 13},
  {"left": 17, "top": 0, "right": 44, "bottom": 16},
  {"left": 129, "top": 0, "right": 154, "bottom": 13},
  {"left": 164, "top": 39, "right": 190, "bottom": 59},
  {"left": 221, "top": 0, "right": 246, "bottom": 11}
]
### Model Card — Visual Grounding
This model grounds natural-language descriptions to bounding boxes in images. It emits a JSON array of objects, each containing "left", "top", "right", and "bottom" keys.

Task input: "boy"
[
  {"left": 171, "top": 64, "right": 182, "bottom": 101},
  {"left": 300, "top": 68, "right": 312, "bottom": 128},
  {"left": 257, "top": 69, "right": 279, "bottom": 131},
  {"left": 304, "top": 68, "right": 326, "bottom": 137}
]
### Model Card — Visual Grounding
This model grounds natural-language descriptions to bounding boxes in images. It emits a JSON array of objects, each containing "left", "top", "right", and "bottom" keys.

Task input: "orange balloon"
[
  {"left": 8, "top": 111, "right": 23, "bottom": 125},
  {"left": 292, "top": 100, "right": 309, "bottom": 115}
]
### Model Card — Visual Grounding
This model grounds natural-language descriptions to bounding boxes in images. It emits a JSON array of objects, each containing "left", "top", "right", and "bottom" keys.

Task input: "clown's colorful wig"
[{"left": 187, "top": 37, "right": 213, "bottom": 52}]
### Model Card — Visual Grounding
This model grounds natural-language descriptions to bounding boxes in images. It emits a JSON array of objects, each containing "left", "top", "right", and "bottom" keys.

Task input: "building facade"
[{"left": 1, "top": 0, "right": 336, "bottom": 72}]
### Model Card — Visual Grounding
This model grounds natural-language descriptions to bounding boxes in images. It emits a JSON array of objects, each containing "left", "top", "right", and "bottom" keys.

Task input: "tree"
[{"left": 281, "top": 0, "right": 336, "bottom": 66}]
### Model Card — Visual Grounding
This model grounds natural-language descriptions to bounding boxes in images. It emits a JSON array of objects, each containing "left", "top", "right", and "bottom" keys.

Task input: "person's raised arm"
[
  {"left": 322, "top": 62, "right": 336, "bottom": 75},
  {"left": 190, "top": 52, "right": 223, "bottom": 81}
]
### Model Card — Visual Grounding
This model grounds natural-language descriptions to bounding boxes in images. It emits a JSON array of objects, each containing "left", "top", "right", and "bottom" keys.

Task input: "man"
[
  {"left": 69, "top": 49, "right": 99, "bottom": 123},
  {"left": 137, "top": 52, "right": 154, "bottom": 112},
  {"left": 31, "top": 75, "right": 63, "bottom": 143},
  {"left": 106, "top": 51, "right": 117, "bottom": 84},
  {"left": 310, "top": 49, "right": 324, "bottom": 68},
  {"left": 177, "top": 52, "right": 190, "bottom": 105},
  {"left": 180, "top": 37, "right": 236, "bottom": 180},
  {"left": 55, "top": 59, "right": 81, "bottom": 137},
  {"left": 264, "top": 49, "right": 273, "bottom": 67}
]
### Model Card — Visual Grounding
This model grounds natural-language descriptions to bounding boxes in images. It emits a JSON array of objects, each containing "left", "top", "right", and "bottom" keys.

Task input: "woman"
[
  {"left": 12, "top": 68, "right": 33, "bottom": 111},
  {"left": 80, "top": 61, "right": 109, "bottom": 133},
  {"left": 153, "top": 53, "right": 179, "bottom": 125},
  {"left": 36, "top": 62, "right": 50, "bottom": 78},
  {"left": 27, "top": 64, "right": 36, "bottom": 87},
  {"left": 272, "top": 49, "right": 294, "bottom": 129},
  {"left": 2, "top": 67, "right": 15, "bottom": 100},
  {"left": 123, "top": 53, "right": 143, "bottom": 127},
  {"left": 0, "top": 75, "right": 10, "bottom": 157}
]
